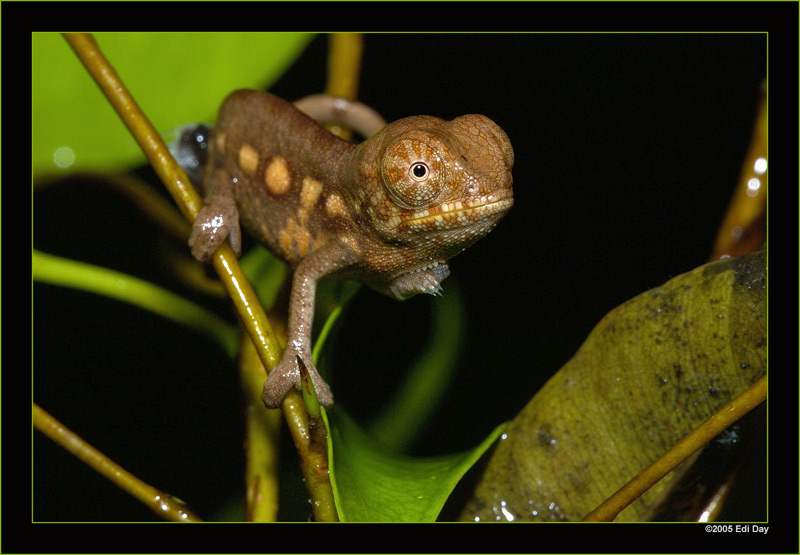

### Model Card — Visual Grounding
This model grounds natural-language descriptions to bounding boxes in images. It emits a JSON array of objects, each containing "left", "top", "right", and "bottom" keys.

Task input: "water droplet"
[{"left": 53, "top": 146, "right": 75, "bottom": 169}]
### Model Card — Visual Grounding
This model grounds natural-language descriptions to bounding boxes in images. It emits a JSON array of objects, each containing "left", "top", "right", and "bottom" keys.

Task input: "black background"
[{"left": 24, "top": 4, "right": 797, "bottom": 554}]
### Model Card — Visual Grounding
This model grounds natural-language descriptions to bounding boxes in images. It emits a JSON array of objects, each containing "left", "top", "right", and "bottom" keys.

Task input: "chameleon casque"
[{"left": 181, "top": 89, "right": 514, "bottom": 408}]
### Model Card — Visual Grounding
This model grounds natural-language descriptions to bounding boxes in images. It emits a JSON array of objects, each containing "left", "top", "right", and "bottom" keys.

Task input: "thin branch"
[
  {"left": 59, "top": 33, "right": 280, "bottom": 514},
  {"left": 240, "top": 340, "right": 282, "bottom": 522},
  {"left": 323, "top": 33, "right": 364, "bottom": 142},
  {"left": 326, "top": 33, "right": 363, "bottom": 101},
  {"left": 582, "top": 374, "right": 767, "bottom": 522},
  {"left": 60, "top": 32, "right": 347, "bottom": 522},
  {"left": 33, "top": 404, "right": 203, "bottom": 522},
  {"left": 62, "top": 34, "right": 203, "bottom": 222},
  {"left": 61, "top": 35, "right": 281, "bottom": 370}
]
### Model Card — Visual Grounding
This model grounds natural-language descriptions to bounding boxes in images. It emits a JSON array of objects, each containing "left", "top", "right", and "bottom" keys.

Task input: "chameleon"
[{"left": 180, "top": 89, "right": 514, "bottom": 408}]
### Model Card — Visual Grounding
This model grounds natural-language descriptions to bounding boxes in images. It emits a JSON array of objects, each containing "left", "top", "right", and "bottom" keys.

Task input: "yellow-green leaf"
[
  {"left": 33, "top": 249, "right": 239, "bottom": 357},
  {"left": 32, "top": 32, "right": 313, "bottom": 176},
  {"left": 461, "top": 248, "right": 766, "bottom": 522}
]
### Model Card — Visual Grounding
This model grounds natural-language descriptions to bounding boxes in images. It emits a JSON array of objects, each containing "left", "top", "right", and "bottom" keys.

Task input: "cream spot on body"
[
  {"left": 238, "top": 144, "right": 259, "bottom": 175},
  {"left": 265, "top": 156, "right": 291, "bottom": 195},
  {"left": 300, "top": 176, "right": 323, "bottom": 211},
  {"left": 325, "top": 193, "right": 350, "bottom": 219}
]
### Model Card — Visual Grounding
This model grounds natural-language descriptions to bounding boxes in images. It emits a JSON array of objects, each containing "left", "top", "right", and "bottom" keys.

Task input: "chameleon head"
[{"left": 360, "top": 113, "right": 514, "bottom": 253}]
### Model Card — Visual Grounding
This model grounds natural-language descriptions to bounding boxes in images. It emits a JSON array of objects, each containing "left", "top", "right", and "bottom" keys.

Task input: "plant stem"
[
  {"left": 326, "top": 33, "right": 363, "bottom": 100},
  {"left": 62, "top": 33, "right": 203, "bottom": 223},
  {"left": 33, "top": 404, "right": 202, "bottom": 522},
  {"left": 61, "top": 35, "right": 281, "bottom": 370},
  {"left": 240, "top": 340, "right": 282, "bottom": 522},
  {"left": 323, "top": 33, "right": 364, "bottom": 142},
  {"left": 61, "top": 32, "right": 342, "bottom": 522},
  {"left": 582, "top": 374, "right": 767, "bottom": 522}
]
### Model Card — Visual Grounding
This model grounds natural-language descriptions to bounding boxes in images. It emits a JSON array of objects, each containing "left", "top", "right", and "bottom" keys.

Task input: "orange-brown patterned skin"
[{"left": 189, "top": 90, "right": 514, "bottom": 408}]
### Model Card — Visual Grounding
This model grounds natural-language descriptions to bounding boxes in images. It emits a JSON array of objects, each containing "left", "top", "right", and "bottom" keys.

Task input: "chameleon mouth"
[{"left": 401, "top": 192, "right": 514, "bottom": 231}]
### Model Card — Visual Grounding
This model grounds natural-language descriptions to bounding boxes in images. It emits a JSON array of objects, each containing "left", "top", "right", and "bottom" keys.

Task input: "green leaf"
[
  {"left": 32, "top": 32, "right": 313, "bottom": 176},
  {"left": 310, "top": 280, "right": 465, "bottom": 452},
  {"left": 312, "top": 280, "right": 362, "bottom": 364},
  {"left": 325, "top": 408, "right": 505, "bottom": 522},
  {"left": 461, "top": 248, "right": 767, "bottom": 522},
  {"left": 33, "top": 249, "right": 239, "bottom": 357},
  {"left": 369, "top": 285, "right": 465, "bottom": 452}
]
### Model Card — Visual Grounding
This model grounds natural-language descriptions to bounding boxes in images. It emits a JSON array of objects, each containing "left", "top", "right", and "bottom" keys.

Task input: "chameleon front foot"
[
  {"left": 188, "top": 190, "right": 242, "bottom": 262},
  {"left": 387, "top": 263, "right": 451, "bottom": 300},
  {"left": 261, "top": 352, "right": 334, "bottom": 409}
]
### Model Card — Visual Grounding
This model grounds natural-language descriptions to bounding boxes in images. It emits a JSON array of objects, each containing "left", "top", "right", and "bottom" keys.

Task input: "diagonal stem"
[
  {"left": 33, "top": 403, "right": 202, "bottom": 522},
  {"left": 582, "top": 374, "right": 767, "bottom": 522},
  {"left": 60, "top": 32, "right": 338, "bottom": 521}
]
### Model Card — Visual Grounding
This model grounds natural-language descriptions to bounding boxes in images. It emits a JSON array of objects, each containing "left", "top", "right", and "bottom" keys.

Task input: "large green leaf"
[
  {"left": 311, "top": 277, "right": 492, "bottom": 522},
  {"left": 32, "top": 32, "right": 313, "bottom": 176},
  {"left": 325, "top": 408, "right": 505, "bottom": 522},
  {"left": 461, "top": 248, "right": 766, "bottom": 522},
  {"left": 312, "top": 279, "right": 492, "bottom": 522}
]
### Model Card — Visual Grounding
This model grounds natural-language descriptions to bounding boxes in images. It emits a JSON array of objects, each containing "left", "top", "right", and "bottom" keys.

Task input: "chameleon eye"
[
  {"left": 381, "top": 138, "right": 446, "bottom": 208},
  {"left": 409, "top": 162, "right": 430, "bottom": 181}
]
